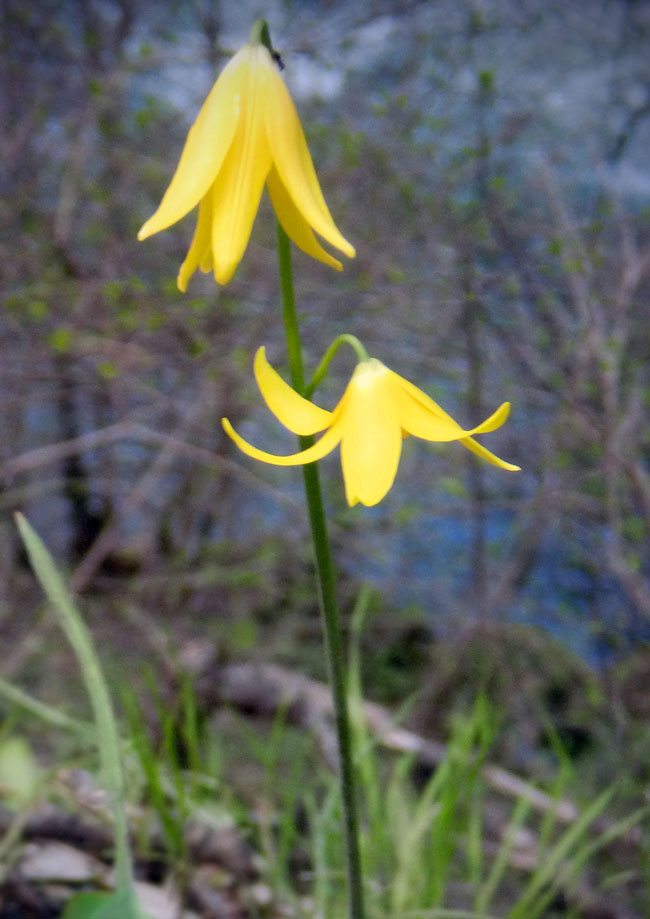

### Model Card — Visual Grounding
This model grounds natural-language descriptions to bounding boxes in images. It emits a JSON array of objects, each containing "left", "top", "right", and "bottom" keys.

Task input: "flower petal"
[
  {"left": 209, "top": 49, "right": 273, "bottom": 284},
  {"left": 177, "top": 192, "right": 213, "bottom": 292},
  {"left": 267, "top": 166, "right": 343, "bottom": 271},
  {"left": 395, "top": 371, "right": 519, "bottom": 467},
  {"left": 222, "top": 417, "right": 342, "bottom": 465},
  {"left": 138, "top": 49, "right": 247, "bottom": 240},
  {"left": 392, "top": 370, "right": 460, "bottom": 417},
  {"left": 392, "top": 369, "right": 510, "bottom": 441},
  {"left": 468, "top": 401, "right": 512, "bottom": 435},
  {"left": 460, "top": 436, "right": 521, "bottom": 471},
  {"left": 254, "top": 347, "right": 333, "bottom": 435},
  {"left": 339, "top": 362, "right": 403, "bottom": 506},
  {"left": 263, "top": 67, "right": 355, "bottom": 259},
  {"left": 199, "top": 247, "right": 213, "bottom": 273}
]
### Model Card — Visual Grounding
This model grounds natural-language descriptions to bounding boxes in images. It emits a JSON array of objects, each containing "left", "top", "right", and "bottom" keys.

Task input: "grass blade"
[{"left": 15, "top": 513, "right": 140, "bottom": 918}]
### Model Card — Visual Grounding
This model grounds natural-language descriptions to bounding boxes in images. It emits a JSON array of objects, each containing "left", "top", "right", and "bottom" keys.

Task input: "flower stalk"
[
  {"left": 249, "top": 18, "right": 272, "bottom": 48},
  {"left": 306, "top": 334, "right": 369, "bottom": 398},
  {"left": 276, "top": 221, "right": 366, "bottom": 919}
]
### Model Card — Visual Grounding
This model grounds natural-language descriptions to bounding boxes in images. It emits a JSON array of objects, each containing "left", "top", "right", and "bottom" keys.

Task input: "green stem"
[
  {"left": 276, "top": 222, "right": 365, "bottom": 919},
  {"left": 14, "top": 514, "right": 136, "bottom": 907},
  {"left": 306, "top": 334, "right": 368, "bottom": 399},
  {"left": 0, "top": 675, "right": 94, "bottom": 737},
  {"left": 249, "top": 19, "right": 272, "bottom": 49}
]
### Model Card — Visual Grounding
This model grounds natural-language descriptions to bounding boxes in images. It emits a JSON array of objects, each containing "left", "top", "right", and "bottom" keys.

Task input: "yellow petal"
[
  {"left": 263, "top": 66, "right": 355, "bottom": 260},
  {"left": 396, "top": 373, "right": 512, "bottom": 442},
  {"left": 392, "top": 370, "right": 519, "bottom": 468},
  {"left": 392, "top": 370, "right": 459, "bottom": 418},
  {"left": 339, "top": 361, "right": 403, "bottom": 506},
  {"left": 254, "top": 347, "right": 333, "bottom": 435},
  {"left": 468, "top": 401, "right": 512, "bottom": 434},
  {"left": 138, "top": 49, "right": 247, "bottom": 240},
  {"left": 460, "top": 436, "right": 521, "bottom": 471},
  {"left": 222, "top": 417, "right": 342, "bottom": 466},
  {"left": 209, "top": 48, "right": 273, "bottom": 284},
  {"left": 177, "top": 192, "right": 213, "bottom": 292},
  {"left": 199, "top": 247, "right": 213, "bottom": 273},
  {"left": 267, "top": 166, "right": 343, "bottom": 271}
]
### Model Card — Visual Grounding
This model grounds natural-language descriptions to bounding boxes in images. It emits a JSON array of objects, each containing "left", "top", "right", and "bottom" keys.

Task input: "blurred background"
[{"left": 2, "top": 0, "right": 650, "bottom": 911}]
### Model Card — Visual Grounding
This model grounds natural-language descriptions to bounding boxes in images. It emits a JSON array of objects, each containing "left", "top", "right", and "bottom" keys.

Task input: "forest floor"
[{"left": 1, "top": 569, "right": 650, "bottom": 918}]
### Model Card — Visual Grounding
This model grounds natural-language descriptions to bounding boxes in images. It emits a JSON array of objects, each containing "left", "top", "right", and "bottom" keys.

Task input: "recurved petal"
[
  {"left": 254, "top": 347, "right": 333, "bottom": 435},
  {"left": 468, "top": 401, "right": 512, "bottom": 434},
  {"left": 199, "top": 247, "right": 213, "bottom": 273},
  {"left": 138, "top": 49, "right": 247, "bottom": 240},
  {"left": 339, "top": 363, "right": 403, "bottom": 506},
  {"left": 460, "top": 436, "right": 521, "bottom": 471},
  {"left": 209, "top": 53, "right": 272, "bottom": 284},
  {"left": 396, "top": 384, "right": 469, "bottom": 441},
  {"left": 267, "top": 166, "right": 343, "bottom": 271},
  {"left": 222, "top": 417, "right": 342, "bottom": 466},
  {"left": 263, "top": 67, "right": 355, "bottom": 260},
  {"left": 396, "top": 372, "right": 512, "bottom": 443},
  {"left": 177, "top": 191, "right": 213, "bottom": 292},
  {"left": 392, "top": 369, "right": 461, "bottom": 419}
]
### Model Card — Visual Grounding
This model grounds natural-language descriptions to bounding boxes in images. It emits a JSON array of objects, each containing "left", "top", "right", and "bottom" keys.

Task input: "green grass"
[
  {"left": 14, "top": 514, "right": 142, "bottom": 919},
  {"left": 3, "top": 534, "right": 648, "bottom": 919},
  {"left": 277, "top": 695, "right": 634, "bottom": 918}
]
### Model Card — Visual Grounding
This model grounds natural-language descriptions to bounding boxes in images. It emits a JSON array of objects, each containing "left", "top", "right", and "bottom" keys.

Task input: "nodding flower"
[
  {"left": 222, "top": 347, "right": 520, "bottom": 507},
  {"left": 138, "top": 25, "right": 355, "bottom": 288}
]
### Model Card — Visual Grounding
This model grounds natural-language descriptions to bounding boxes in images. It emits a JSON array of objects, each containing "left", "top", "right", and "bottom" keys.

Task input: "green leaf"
[
  {"left": 97, "top": 361, "right": 118, "bottom": 379},
  {"left": 49, "top": 327, "right": 73, "bottom": 352},
  {"left": 0, "top": 736, "right": 40, "bottom": 805},
  {"left": 15, "top": 514, "right": 136, "bottom": 901},
  {"left": 63, "top": 889, "right": 144, "bottom": 919}
]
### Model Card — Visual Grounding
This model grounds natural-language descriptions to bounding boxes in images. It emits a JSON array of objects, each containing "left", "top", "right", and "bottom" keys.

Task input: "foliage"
[
  {"left": 2, "top": 1, "right": 650, "bottom": 916},
  {"left": 1, "top": 0, "right": 650, "bottom": 649},
  {"left": 3, "top": 586, "right": 647, "bottom": 916}
]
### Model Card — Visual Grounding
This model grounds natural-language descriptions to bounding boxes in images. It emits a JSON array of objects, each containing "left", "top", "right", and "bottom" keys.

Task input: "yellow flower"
[
  {"left": 138, "top": 30, "right": 355, "bottom": 289},
  {"left": 222, "top": 348, "right": 520, "bottom": 507}
]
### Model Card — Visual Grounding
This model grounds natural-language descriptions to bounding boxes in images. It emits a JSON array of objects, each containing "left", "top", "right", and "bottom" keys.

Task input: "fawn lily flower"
[
  {"left": 138, "top": 21, "right": 355, "bottom": 289},
  {"left": 222, "top": 348, "right": 520, "bottom": 507}
]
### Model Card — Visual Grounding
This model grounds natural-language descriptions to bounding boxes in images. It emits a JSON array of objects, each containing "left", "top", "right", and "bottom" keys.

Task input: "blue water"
[{"left": 224, "top": 464, "right": 649, "bottom": 668}]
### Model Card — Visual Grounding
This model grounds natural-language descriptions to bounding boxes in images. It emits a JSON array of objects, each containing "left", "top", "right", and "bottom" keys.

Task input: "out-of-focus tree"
[{"left": 1, "top": 0, "right": 649, "bottom": 661}]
